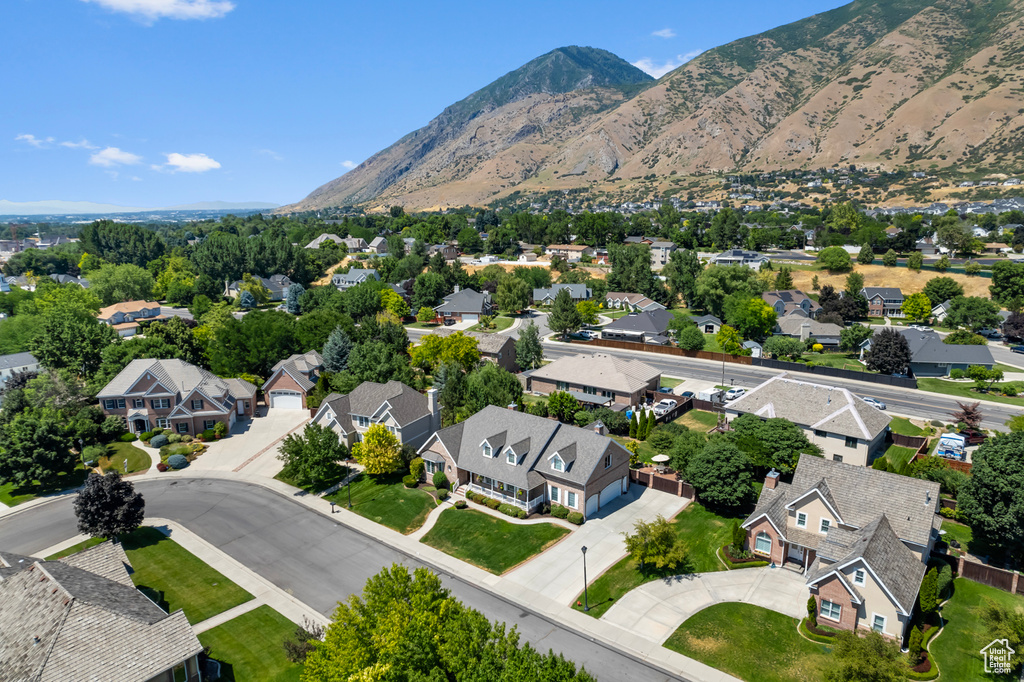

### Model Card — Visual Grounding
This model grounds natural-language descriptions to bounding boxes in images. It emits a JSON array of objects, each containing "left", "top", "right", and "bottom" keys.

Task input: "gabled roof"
[
  {"left": 332, "top": 268, "right": 379, "bottom": 285},
  {"left": 691, "top": 314, "right": 722, "bottom": 327},
  {"left": 533, "top": 283, "right": 591, "bottom": 300},
  {"left": 264, "top": 350, "right": 324, "bottom": 392},
  {"left": 603, "top": 309, "right": 673, "bottom": 335},
  {"left": 861, "top": 287, "right": 904, "bottom": 300},
  {"left": 305, "top": 233, "right": 343, "bottom": 248},
  {"left": 775, "top": 314, "right": 842, "bottom": 339},
  {"left": 428, "top": 328, "right": 513, "bottom": 355},
  {"left": 322, "top": 381, "right": 430, "bottom": 427},
  {"left": 97, "top": 358, "right": 255, "bottom": 404},
  {"left": 529, "top": 353, "right": 659, "bottom": 394},
  {"left": 897, "top": 329, "right": 995, "bottom": 366},
  {"left": 0, "top": 352, "right": 38, "bottom": 371},
  {"left": 434, "top": 288, "right": 490, "bottom": 314}
]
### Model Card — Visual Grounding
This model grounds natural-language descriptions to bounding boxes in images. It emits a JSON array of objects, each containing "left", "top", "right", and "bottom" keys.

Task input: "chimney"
[
  {"left": 593, "top": 421, "right": 607, "bottom": 436},
  {"left": 800, "top": 322, "right": 811, "bottom": 342},
  {"left": 507, "top": 403, "right": 518, "bottom": 411},
  {"left": 454, "top": 284, "right": 460, "bottom": 293},
  {"left": 765, "top": 469, "right": 780, "bottom": 490},
  {"left": 426, "top": 388, "right": 440, "bottom": 433}
]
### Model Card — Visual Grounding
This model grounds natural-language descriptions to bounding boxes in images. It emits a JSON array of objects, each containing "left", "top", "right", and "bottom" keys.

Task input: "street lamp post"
[
  {"left": 330, "top": 501, "right": 336, "bottom": 514},
  {"left": 581, "top": 546, "right": 589, "bottom": 612},
  {"left": 347, "top": 480, "right": 352, "bottom": 509}
]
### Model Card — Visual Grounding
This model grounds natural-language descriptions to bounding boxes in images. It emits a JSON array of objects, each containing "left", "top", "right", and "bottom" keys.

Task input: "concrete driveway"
[
  {"left": 190, "top": 408, "right": 309, "bottom": 473},
  {"left": 504, "top": 487, "right": 689, "bottom": 605},
  {"left": 602, "top": 566, "right": 808, "bottom": 644}
]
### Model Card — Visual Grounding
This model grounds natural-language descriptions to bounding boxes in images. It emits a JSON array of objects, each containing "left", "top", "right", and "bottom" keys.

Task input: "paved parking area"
[
  {"left": 190, "top": 408, "right": 309, "bottom": 473},
  {"left": 601, "top": 566, "right": 808, "bottom": 644},
  {"left": 504, "top": 487, "right": 689, "bottom": 605}
]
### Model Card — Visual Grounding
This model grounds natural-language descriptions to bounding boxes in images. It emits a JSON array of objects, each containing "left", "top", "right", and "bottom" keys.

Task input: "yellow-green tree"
[
  {"left": 576, "top": 300, "right": 600, "bottom": 325},
  {"left": 358, "top": 424, "right": 403, "bottom": 475},
  {"left": 239, "top": 273, "right": 271, "bottom": 305},
  {"left": 379, "top": 288, "right": 410, "bottom": 318},
  {"left": 901, "top": 292, "right": 932, "bottom": 322},
  {"left": 409, "top": 332, "right": 480, "bottom": 372},
  {"left": 716, "top": 324, "right": 745, "bottom": 355}
]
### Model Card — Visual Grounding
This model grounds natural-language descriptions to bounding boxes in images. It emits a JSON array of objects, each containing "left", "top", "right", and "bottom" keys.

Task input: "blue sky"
[{"left": 3, "top": 0, "right": 848, "bottom": 207}]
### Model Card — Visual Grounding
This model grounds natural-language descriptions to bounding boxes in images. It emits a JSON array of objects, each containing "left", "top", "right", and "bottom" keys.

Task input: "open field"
[{"left": 789, "top": 263, "right": 992, "bottom": 299}]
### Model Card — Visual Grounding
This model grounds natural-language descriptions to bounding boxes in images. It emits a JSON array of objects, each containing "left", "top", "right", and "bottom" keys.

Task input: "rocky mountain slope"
[{"left": 283, "top": 0, "right": 1024, "bottom": 212}]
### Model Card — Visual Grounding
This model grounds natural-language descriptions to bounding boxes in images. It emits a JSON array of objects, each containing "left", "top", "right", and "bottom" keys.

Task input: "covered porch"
[
  {"left": 128, "top": 410, "right": 150, "bottom": 434},
  {"left": 466, "top": 471, "right": 544, "bottom": 511}
]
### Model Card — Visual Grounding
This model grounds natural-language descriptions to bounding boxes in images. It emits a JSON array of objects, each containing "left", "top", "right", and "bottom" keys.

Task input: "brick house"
[
  {"left": 742, "top": 454, "right": 939, "bottom": 641},
  {"left": 262, "top": 350, "right": 323, "bottom": 409},
  {"left": 861, "top": 287, "right": 905, "bottom": 318},
  {"left": 311, "top": 381, "right": 441, "bottom": 450},
  {"left": 96, "top": 300, "right": 167, "bottom": 337},
  {"left": 761, "top": 290, "right": 821, "bottom": 318},
  {"left": 426, "top": 328, "right": 518, "bottom": 372},
  {"left": 433, "top": 287, "right": 493, "bottom": 324},
  {"left": 524, "top": 352, "right": 660, "bottom": 408},
  {"left": 428, "top": 244, "right": 459, "bottom": 260},
  {"left": 97, "top": 358, "right": 257, "bottom": 436},
  {"left": 418, "top": 406, "right": 631, "bottom": 519}
]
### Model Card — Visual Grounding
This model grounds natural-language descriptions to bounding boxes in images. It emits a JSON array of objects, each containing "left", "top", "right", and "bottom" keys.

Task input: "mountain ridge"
[{"left": 0, "top": 199, "right": 279, "bottom": 216}]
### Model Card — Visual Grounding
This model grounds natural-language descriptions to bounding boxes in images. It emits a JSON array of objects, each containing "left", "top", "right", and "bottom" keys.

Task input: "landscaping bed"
[
  {"left": 324, "top": 473, "right": 436, "bottom": 534},
  {"left": 420, "top": 508, "right": 569, "bottom": 574},
  {"left": 198, "top": 605, "right": 303, "bottom": 682},
  {"left": 720, "top": 544, "right": 770, "bottom": 570}
]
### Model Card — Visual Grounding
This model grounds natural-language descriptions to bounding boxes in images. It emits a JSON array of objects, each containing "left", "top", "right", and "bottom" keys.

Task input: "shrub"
[
  {"left": 201, "top": 429, "right": 216, "bottom": 440},
  {"left": 528, "top": 401, "right": 548, "bottom": 417},
  {"left": 409, "top": 457, "right": 425, "bottom": 480},
  {"left": 807, "top": 596, "right": 818, "bottom": 627},
  {"left": 936, "top": 562, "right": 953, "bottom": 598},
  {"left": 909, "top": 626, "right": 923, "bottom": 664},
  {"left": 516, "top": 509, "right": 527, "bottom": 519},
  {"left": 139, "top": 431, "right": 154, "bottom": 442},
  {"left": 454, "top": 500, "right": 467, "bottom": 509},
  {"left": 214, "top": 421, "right": 228, "bottom": 438},
  {"left": 950, "top": 369, "right": 965, "bottom": 380},
  {"left": 167, "top": 454, "right": 189, "bottom": 470},
  {"left": 939, "top": 506, "right": 957, "bottom": 519},
  {"left": 81, "top": 445, "right": 106, "bottom": 467},
  {"left": 181, "top": 434, "right": 192, "bottom": 442},
  {"left": 150, "top": 434, "right": 169, "bottom": 448},
  {"left": 499, "top": 504, "right": 517, "bottom": 517},
  {"left": 156, "top": 462, "right": 168, "bottom": 472},
  {"left": 871, "top": 456, "right": 889, "bottom": 471},
  {"left": 485, "top": 498, "right": 500, "bottom": 510},
  {"left": 100, "top": 414, "right": 126, "bottom": 439},
  {"left": 167, "top": 434, "right": 182, "bottom": 444},
  {"left": 551, "top": 504, "right": 569, "bottom": 519},
  {"left": 812, "top": 343, "right": 824, "bottom": 352},
  {"left": 432, "top": 470, "right": 449, "bottom": 489},
  {"left": 567, "top": 511, "right": 584, "bottom": 525},
  {"left": 119, "top": 433, "right": 138, "bottom": 443},
  {"left": 402, "top": 475, "right": 418, "bottom": 488},
  {"left": 437, "top": 489, "right": 448, "bottom": 501},
  {"left": 1004, "top": 384, "right": 1019, "bottom": 397},
  {"left": 930, "top": 420, "right": 944, "bottom": 427}
]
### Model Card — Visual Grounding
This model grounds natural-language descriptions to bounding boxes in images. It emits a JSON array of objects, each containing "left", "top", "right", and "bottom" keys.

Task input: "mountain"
[
  {"left": 0, "top": 199, "right": 279, "bottom": 215},
  {"left": 284, "top": 0, "right": 1024, "bottom": 212}
]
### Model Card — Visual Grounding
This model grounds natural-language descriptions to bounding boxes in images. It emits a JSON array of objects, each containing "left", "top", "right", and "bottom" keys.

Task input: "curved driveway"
[{"left": 0, "top": 478, "right": 684, "bottom": 682}]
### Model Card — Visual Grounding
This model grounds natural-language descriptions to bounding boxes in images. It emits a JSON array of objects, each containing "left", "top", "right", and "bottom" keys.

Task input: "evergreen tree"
[
  {"left": 882, "top": 249, "right": 899, "bottom": 267},
  {"left": 286, "top": 283, "right": 304, "bottom": 314},
  {"left": 515, "top": 321, "right": 544, "bottom": 369},
  {"left": 548, "top": 288, "right": 582, "bottom": 338},
  {"left": 321, "top": 326, "right": 354, "bottom": 373},
  {"left": 238, "top": 289, "right": 257, "bottom": 309},
  {"left": 919, "top": 567, "right": 938, "bottom": 615},
  {"left": 629, "top": 411, "right": 638, "bottom": 438},
  {"left": 857, "top": 243, "right": 875, "bottom": 265},
  {"left": 774, "top": 266, "right": 794, "bottom": 290}
]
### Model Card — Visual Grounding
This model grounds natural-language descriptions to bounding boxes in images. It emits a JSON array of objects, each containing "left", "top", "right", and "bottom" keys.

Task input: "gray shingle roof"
[
  {"left": 265, "top": 351, "right": 323, "bottom": 392},
  {"left": 59, "top": 542, "right": 133, "bottom": 587},
  {"left": 528, "top": 353, "right": 659, "bottom": 394},
  {"left": 691, "top": 314, "right": 722, "bottom": 327},
  {"left": 898, "top": 329, "right": 995, "bottom": 366},
  {"left": 96, "top": 358, "right": 255, "bottom": 406},
  {"left": 322, "top": 381, "right": 429, "bottom": 428},
  {"left": 428, "top": 328, "right": 514, "bottom": 356},
  {"left": 434, "top": 288, "right": 491, "bottom": 315},
  {"left": 775, "top": 315, "right": 842, "bottom": 339},
  {"left": 533, "top": 284, "right": 591, "bottom": 300},
  {"left": 0, "top": 353, "right": 38, "bottom": 372},
  {"left": 727, "top": 374, "right": 891, "bottom": 441},
  {"left": 862, "top": 287, "right": 903, "bottom": 300},
  {"left": 603, "top": 309, "right": 673, "bottom": 334}
]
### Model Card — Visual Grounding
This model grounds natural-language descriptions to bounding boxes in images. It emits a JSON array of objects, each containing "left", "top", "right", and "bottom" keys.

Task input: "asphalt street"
[{"left": 0, "top": 479, "right": 684, "bottom": 682}]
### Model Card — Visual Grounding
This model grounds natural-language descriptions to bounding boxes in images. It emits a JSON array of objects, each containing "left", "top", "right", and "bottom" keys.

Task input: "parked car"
[
  {"left": 653, "top": 399, "right": 677, "bottom": 416},
  {"left": 1012, "top": 345, "right": 1024, "bottom": 354},
  {"left": 724, "top": 388, "right": 746, "bottom": 401},
  {"left": 576, "top": 330, "right": 598, "bottom": 340},
  {"left": 659, "top": 385, "right": 675, "bottom": 393},
  {"left": 860, "top": 396, "right": 886, "bottom": 410},
  {"left": 681, "top": 391, "right": 695, "bottom": 399}
]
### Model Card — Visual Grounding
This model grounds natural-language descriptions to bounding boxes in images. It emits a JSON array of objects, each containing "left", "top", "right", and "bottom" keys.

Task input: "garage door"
[
  {"left": 599, "top": 478, "right": 624, "bottom": 508},
  {"left": 269, "top": 391, "right": 303, "bottom": 409},
  {"left": 462, "top": 314, "right": 478, "bottom": 323},
  {"left": 585, "top": 494, "right": 599, "bottom": 517}
]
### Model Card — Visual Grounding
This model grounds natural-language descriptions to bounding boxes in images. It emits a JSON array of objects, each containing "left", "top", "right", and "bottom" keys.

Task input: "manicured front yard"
[
  {"left": 664, "top": 603, "right": 832, "bottom": 682},
  {"left": 703, "top": 334, "right": 723, "bottom": 353},
  {"left": 573, "top": 502, "right": 743, "bottom": 617},
  {"left": 799, "top": 352, "right": 867, "bottom": 371},
  {"left": 99, "top": 441, "right": 151, "bottom": 474},
  {"left": 889, "top": 416, "right": 927, "bottom": 437},
  {"left": 421, "top": 508, "right": 569, "bottom": 574},
  {"left": 325, "top": 473, "right": 436, "bottom": 534},
  {"left": 274, "top": 463, "right": 348, "bottom": 494},
  {"left": 198, "top": 605, "right": 303, "bottom": 682},
  {"left": 660, "top": 376, "right": 685, "bottom": 389},
  {"left": 468, "top": 313, "right": 515, "bottom": 333},
  {"left": 0, "top": 467, "right": 89, "bottom": 507},
  {"left": 122, "top": 527, "right": 254, "bottom": 624},
  {"left": 932, "top": 578, "right": 1024, "bottom": 681},
  {"left": 404, "top": 320, "right": 441, "bottom": 329},
  {"left": 677, "top": 409, "right": 719, "bottom": 431},
  {"left": 917, "top": 378, "right": 1024, "bottom": 408}
]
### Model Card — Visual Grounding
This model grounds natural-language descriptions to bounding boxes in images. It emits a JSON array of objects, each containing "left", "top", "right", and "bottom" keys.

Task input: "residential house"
[
  {"left": 388, "top": 278, "right": 415, "bottom": 304},
  {"left": 860, "top": 328, "right": 994, "bottom": 378},
  {"left": 262, "top": 350, "right": 323, "bottom": 409},
  {"left": 600, "top": 309, "right": 673, "bottom": 344},
  {"left": 649, "top": 241, "right": 677, "bottom": 267},
  {"left": 774, "top": 314, "right": 843, "bottom": 348},
  {"left": 523, "top": 353, "right": 660, "bottom": 408},
  {"left": 97, "top": 358, "right": 257, "bottom": 436},
  {"left": 743, "top": 340, "right": 763, "bottom": 358},
  {"left": 49, "top": 273, "right": 90, "bottom": 288},
  {"left": 545, "top": 244, "right": 594, "bottom": 262},
  {"left": 518, "top": 253, "right": 538, "bottom": 263},
  {"left": 428, "top": 244, "right": 458, "bottom": 260},
  {"left": 311, "top": 381, "right": 440, "bottom": 450},
  {"left": 532, "top": 283, "right": 592, "bottom": 304},
  {"left": 742, "top": 454, "right": 940, "bottom": 641},
  {"left": 0, "top": 542, "right": 204, "bottom": 681},
  {"left": 762, "top": 290, "right": 821, "bottom": 318},
  {"left": 342, "top": 236, "right": 369, "bottom": 252},
  {"left": 692, "top": 314, "right": 722, "bottom": 334},
  {"left": 624, "top": 236, "right": 653, "bottom": 245},
  {"left": 0, "top": 352, "right": 39, "bottom": 408},
  {"left": 227, "top": 274, "right": 294, "bottom": 302},
  {"left": 710, "top": 249, "right": 770, "bottom": 268},
  {"left": 930, "top": 300, "right": 952, "bottom": 323},
  {"left": 96, "top": 300, "right": 167, "bottom": 337},
  {"left": 305, "top": 233, "right": 344, "bottom": 249},
  {"left": 915, "top": 238, "right": 938, "bottom": 256},
  {"left": 433, "top": 287, "right": 493, "bottom": 324},
  {"left": 418, "top": 405, "right": 631, "bottom": 519},
  {"left": 861, "top": 288, "right": 905, "bottom": 318},
  {"left": 725, "top": 374, "right": 891, "bottom": 467},
  {"left": 368, "top": 236, "right": 389, "bottom": 254},
  {"left": 332, "top": 268, "right": 380, "bottom": 291},
  {"left": 604, "top": 292, "right": 667, "bottom": 313},
  {"left": 428, "top": 328, "right": 517, "bottom": 372}
]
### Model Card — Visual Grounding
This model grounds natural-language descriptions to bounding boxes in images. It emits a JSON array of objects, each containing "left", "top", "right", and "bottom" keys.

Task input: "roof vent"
[{"left": 926, "top": 491, "right": 932, "bottom": 505}]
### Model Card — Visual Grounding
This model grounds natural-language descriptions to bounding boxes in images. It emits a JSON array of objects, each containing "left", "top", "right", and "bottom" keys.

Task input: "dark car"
[
  {"left": 1012, "top": 345, "right": 1024, "bottom": 354},
  {"left": 681, "top": 391, "right": 695, "bottom": 399}
]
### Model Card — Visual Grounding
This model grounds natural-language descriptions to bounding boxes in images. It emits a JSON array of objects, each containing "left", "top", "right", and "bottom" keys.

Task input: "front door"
[
  {"left": 133, "top": 419, "right": 147, "bottom": 433},
  {"left": 787, "top": 544, "right": 804, "bottom": 563}
]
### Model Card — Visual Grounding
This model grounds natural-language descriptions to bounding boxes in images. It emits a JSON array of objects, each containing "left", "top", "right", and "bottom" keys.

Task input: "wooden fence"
[
  {"left": 957, "top": 555, "right": 1022, "bottom": 593},
  {"left": 568, "top": 338, "right": 754, "bottom": 365},
  {"left": 630, "top": 468, "right": 694, "bottom": 498},
  {"left": 752, "top": 357, "right": 918, "bottom": 389}
]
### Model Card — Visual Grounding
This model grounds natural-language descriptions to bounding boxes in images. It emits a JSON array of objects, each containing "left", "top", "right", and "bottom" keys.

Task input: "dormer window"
[
  {"left": 482, "top": 443, "right": 492, "bottom": 458},
  {"left": 552, "top": 454, "right": 564, "bottom": 472},
  {"left": 506, "top": 451, "right": 516, "bottom": 465}
]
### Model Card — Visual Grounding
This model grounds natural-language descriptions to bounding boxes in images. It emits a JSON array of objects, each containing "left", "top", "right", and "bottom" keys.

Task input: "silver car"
[{"left": 860, "top": 396, "right": 886, "bottom": 410}]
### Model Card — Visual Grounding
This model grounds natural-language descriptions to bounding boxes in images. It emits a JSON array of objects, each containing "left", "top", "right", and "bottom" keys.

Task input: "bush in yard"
[
  {"left": 409, "top": 457, "right": 425, "bottom": 481},
  {"left": 551, "top": 504, "right": 569, "bottom": 519},
  {"left": 214, "top": 421, "right": 228, "bottom": 438},
  {"left": 167, "top": 434, "right": 181, "bottom": 444},
  {"left": 871, "top": 456, "right": 889, "bottom": 471},
  {"left": 454, "top": 500, "right": 467, "bottom": 509},
  {"left": 807, "top": 596, "right": 818, "bottom": 627},
  {"left": 156, "top": 462, "right": 168, "bottom": 472},
  {"left": 432, "top": 470, "right": 449, "bottom": 489},
  {"left": 181, "top": 434, "right": 192, "bottom": 442},
  {"left": 119, "top": 433, "right": 138, "bottom": 442},
  {"left": 950, "top": 368, "right": 965, "bottom": 379},
  {"left": 731, "top": 520, "right": 746, "bottom": 552},
  {"left": 516, "top": 509, "right": 527, "bottom": 519},
  {"left": 201, "top": 429, "right": 216, "bottom": 440},
  {"left": 167, "top": 454, "right": 189, "bottom": 470},
  {"left": 403, "top": 475, "right": 418, "bottom": 488},
  {"left": 437, "top": 489, "right": 448, "bottom": 501},
  {"left": 100, "top": 414, "right": 126, "bottom": 439},
  {"left": 936, "top": 562, "right": 953, "bottom": 598},
  {"left": 919, "top": 567, "right": 938, "bottom": 615},
  {"left": 150, "top": 434, "right": 169, "bottom": 448},
  {"left": 82, "top": 445, "right": 106, "bottom": 467},
  {"left": 908, "top": 626, "right": 923, "bottom": 664},
  {"left": 485, "top": 498, "right": 500, "bottom": 510},
  {"left": 140, "top": 431, "right": 154, "bottom": 442},
  {"left": 812, "top": 343, "right": 824, "bottom": 352},
  {"left": 567, "top": 512, "right": 584, "bottom": 525},
  {"left": 499, "top": 504, "right": 517, "bottom": 517}
]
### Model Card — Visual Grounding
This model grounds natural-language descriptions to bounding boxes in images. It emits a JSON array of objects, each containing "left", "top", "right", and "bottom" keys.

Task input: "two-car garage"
[
  {"left": 268, "top": 390, "right": 303, "bottom": 410},
  {"left": 585, "top": 476, "right": 628, "bottom": 517}
]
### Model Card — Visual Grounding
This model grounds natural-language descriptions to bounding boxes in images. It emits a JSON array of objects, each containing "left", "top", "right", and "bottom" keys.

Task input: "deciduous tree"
[
  {"left": 86, "top": 263, "right": 155, "bottom": 305},
  {"left": 823, "top": 630, "right": 906, "bottom": 682},
  {"left": 901, "top": 292, "right": 932, "bottom": 322},
  {"left": 495, "top": 276, "right": 530, "bottom": 313},
  {"left": 686, "top": 438, "right": 754, "bottom": 510},
  {"left": 278, "top": 422, "right": 349, "bottom": 490},
  {"left": 576, "top": 300, "right": 600, "bottom": 325},
  {"left": 960, "top": 432, "right": 1024, "bottom": 562},
  {"left": 676, "top": 324, "right": 706, "bottom": 351},
  {"left": 944, "top": 295, "right": 1001, "bottom": 332},
  {"left": 515, "top": 321, "right": 544, "bottom": 369},
  {"left": 73, "top": 472, "right": 145, "bottom": 541},
  {"left": 622, "top": 515, "right": 686, "bottom": 573},
  {"left": 358, "top": 423, "right": 403, "bottom": 475},
  {"left": 863, "top": 328, "right": 911, "bottom": 375},
  {"left": 409, "top": 332, "right": 480, "bottom": 372},
  {"left": 839, "top": 323, "right": 873, "bottom": 352},
  {"left": 547, "top": 391, "right": 579, "bottom": 422},
  {"left": 716, "top": 325, "right": 745, "bottom": 355},
  {"left": 816, "top": 246, "right": 852, "bottom": 273}
]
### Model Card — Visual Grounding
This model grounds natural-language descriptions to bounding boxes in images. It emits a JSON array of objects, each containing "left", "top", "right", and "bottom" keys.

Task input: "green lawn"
[
  {"left": 884, "top": 445, "right": 918, "bottom": 472},
  {"left": 405, "top": 320, "right": 441, "bottom": 329},
  {"left": 889, "top": 416, "right": 927, "bottom": 437},
  {"left": 932, "top": 578, "right": 1024, "bottom": 682},
  {"left": 917, "top": 378, "right": 1024, "bottom": 408},
  {"left": 0, "top": 467, "right": 89, "bottom": 507},
  {"left": 325, "top": 473, "right": 436, "bottom": 534},
  {"left": 602, "top": 309, "right": 632, "bottom": 319},
  {"left": 660, "top": 376, "right": 685, "bottom": 389},
  {"left": 941, "top": 520, "right": 973, "bottom": 554},
  {"left": 664, "top": 603, "right": 832, "bottom": 682},
  {"left": 198, "top": 605, "right": 303, "bottom": 682},
  {"left": 421, "top": 508, "right": 569, "bottom": 574},
  {"left": 274, "top": 464, "right": 348, "bottom": 494},
  {"left": 468, "top": 313, "right": 515, "bottom": 333},
  {"left": 573, "top": 502, "right": 743, "bottom": 617},
  {"left": 799, "top": 353, "right": 866, "bottom": 371},
  {"left": 99, "top": 442, "right": 151, "bottom": 474},
  {"left": 45, "top": 536, "right": 106, "bottom": 560},
  {"left": 677, "top": 409, "right": 719, "bottom": 431},
  {"left": 703, "top": 334, "right": 723, "bottom": 353},
  {"left": 122, "top": 527, "right": 254, "bottom": 624}
]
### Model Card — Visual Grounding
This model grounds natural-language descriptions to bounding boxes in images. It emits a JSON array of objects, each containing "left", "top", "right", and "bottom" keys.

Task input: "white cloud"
[
  {"left": 164, "top": 152, "right": 221, "bottom": 172},
  {"left": 89, "top": 146, "right": 143, "bottom": 167},
  {"left": 652, "top": 28, "right": 676, "bottom": 39},
  {"left": 340, "top": 160, "right": 357, "bottom": 169},
  {"left": 632, "top": 49, "right": 703, "bottom": 78},
  {"left": 60, "top": 139, "right": 99, "bottom": 150},
  {"left": 81, "top": 0, "right": 235, "bottom": 22},
  {"left": 256, "top": 148, "right": 283, "bottom": 161},
  {"left": 15, "top": 134, "right": 55, "bottom": 148}
]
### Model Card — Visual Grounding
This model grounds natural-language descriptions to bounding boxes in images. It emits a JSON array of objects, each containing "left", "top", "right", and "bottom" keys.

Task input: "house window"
[
  {"left": 191, "top": 399, "right": 204, "bottom": 410},
  {"left": 424, "top": 461, "right": 437, "bottom": 474},
  {"left": 820, "top": 518, "right": 831, "bottom": 534},
  {"left": 854, "top": 569, "right": 866, "bottom": 586},
  {"left": 156, "top": 418, "right": 170, "bottom": 429},
  {"left": 176, "top": 423, "right": 189, "bottom": 434},
  {"left": 582, "top": 386, "right": 597, "bottom": 395},
  {"left": 150, "top": 398, "right": 170, "bottom": 409},
  {"left": 204, "top": 420, "right": 216, "bottom": 430},
  {"left": 754, "top": 531, "right": 772, "bottom": 554},
  {"left": 133, "top": 398, "right": 145, "bottom": 409},
  {"left": 567, "top": 491, "right": 577, "bottom": 509},
  {"left": 483, "top": 443, "right": 492, "bottom": 458},
  {"left": 552, "top": 455, "right": 564, "bottom": 472},
  {"left": 796, "top": 512, "right": 807, "bottom": 528},
  {"left": 820, "top": 600, "right": 842, "bottom": 621},
  {"left": 601, "top": 390, "right": 614, "bottom": 398},
  {"left": 356, "top": 416, "right": 370, "bottom": 428},
  {"left": 506, "top": 451, "right": 516, "bottom": 465},
  {"left": 556, "top": 381, "right": 569, "bottom": 391},
  {"left": 833, "top": 454, "right": 843, "bottom": 463},
  {"left": 550, "top": 485, "right": 560, "bottom": 503},
  {"left": 845, "top": 436, "right": 858, "bottom": 448},
  {"left": 604, "top": 454, "right": 612, "bottom": 469},
  {"left": 814, "top": 430, "right": 827, "bottom": 438},
  {"left": 103, "top": 399, "right": 124, "bottom": 410},
  {"left": 872, "top": 614, "right": 886, "bottom": 633}
]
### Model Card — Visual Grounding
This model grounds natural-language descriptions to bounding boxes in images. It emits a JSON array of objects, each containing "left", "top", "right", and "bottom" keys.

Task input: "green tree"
[
  {"left": 676, "top": 324, "right": 706, "bottom": 351},
  {"left": 238, "top": 273, "right": 271, "bottom": 306},
  {"left": 86, "top": 263, "right": 155, "bottom": 305},
  {"left": 864, "top": 328, "right": 911, "bottom": 375},
  {"left": 286, "top": 283, "right": 305, "bottom": 314},
  {"left": 823, "top": 630, "right": 906, "bottom": 682},
  {"left": 662, "top": 249, "right": 703, "bottom": 307},
  {"left": 348, "top": 340, "right": 413, "bottom": 384},
  {"left": 32, "top": 301, "right": 116, "bottom": 376},
  {"left": 845, "top": 271, "right": 864, "bottom": 297},
  {"left": 629, "top": 411, "right": 638, "bottom": 438},
  {"left": 208, "top": 310, "right": 297, "bottom": 377},
  {"left": 278, "top": 422, "right": 349, "bottom": 490},
  {"left": 944, "top": 295, "right": 1001, "bottom": 332},
  {"left": 495, "top": 277, "right": 530, "bottom": 313},
  {"left": 322, "top": 326, "right": 353, "bottom": 373},
  {"left": 576, "top": 300, "right": 600, "bottom": 325},
  {"left": 695, "top": 265, "right": 755, "bottom": 317},
  {"left": 79, "top": 220, "right": 165, "bottom": 268},
  {"left": 622, "top": 515, "right": 686, "bottom": 573},
  {"left": 465, "top": 363, "right": 523, "bottom": 413},
  {"left": 730, "top": 413, "right": 819, "bottom": 473},
  {"left": 762, "top": 335, "right": 804, "bottom": 360},
  {"left": 358, "top": 423, "right": 403, "bottom": 475},
  {"left": 882, "top": 249, "right": 898, "bottom": 267},
  {"left": 981, "top": 598, "right": 1024, "bottom": 674},
  {"left": 548, "top": 288, "right": 582, "bottom": 338},
  {"left": 811, "top": 274, "right": 820, "bottom": 291},
  {"left": 378, "top": 288, "right": 410, "bottom": 318},
  {"left": 907, "top": 251, "right": 923, "bottom": 272},
  {"left": 773, "top": 266, "right": 794, "bottom": 290},
  {"left": 409, "top": 331, "right": 480, "bottom": 372},
  {"left": 515, "top": 321, "right": 544, "bottom": 369},
  {"left": 816, "top": 246, "right": 852, "bottom": 273},
  {"left": 901, "top": 292, "right": 932, "bottom": 322},
  {"left": 412, "top": 271, "right": 448, "bottom": 311},
  {"left": 0, "top": 408, "right": 77, "bottom": 485},
  {"left": 990, "top": 260, "right": 1024, "bottom": 306},
  {"left": 456, "top": 226, "right": 483, "bottom": 254},
  {"left": 934, "top": 254, "right": 951, "bottom": 272},
  {"left": 74, "top": 472, "right": 145, "bottom": 541},
  {"left": 730, "top": 297, "right": 776, "bottom": 340},
  {"left": 857, "top": 243, "right": 875, "bottom": 265},
  {"left": 959, "top": 432, "right": 1024, "bottom": 561},
  {"left": 716, "top": 325, "right": 745, "bottom": 355},
  {"left": 839, "top": 323, "right": 874, "bottom": 352},
  {"left": 547, "top": 391, "right": 580, "bottom": 422},
  {"left": 919, "top": 567, "right": 938, "bottom": 616},
  {"left": 923, "top": 276, "right": 964, "bottom": 307},
  {"left": 686, "top": 438, "right": 754, "bottom": 510},
  {"left": 943, "top": 329, "right": 987, "bottom": 345}
]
